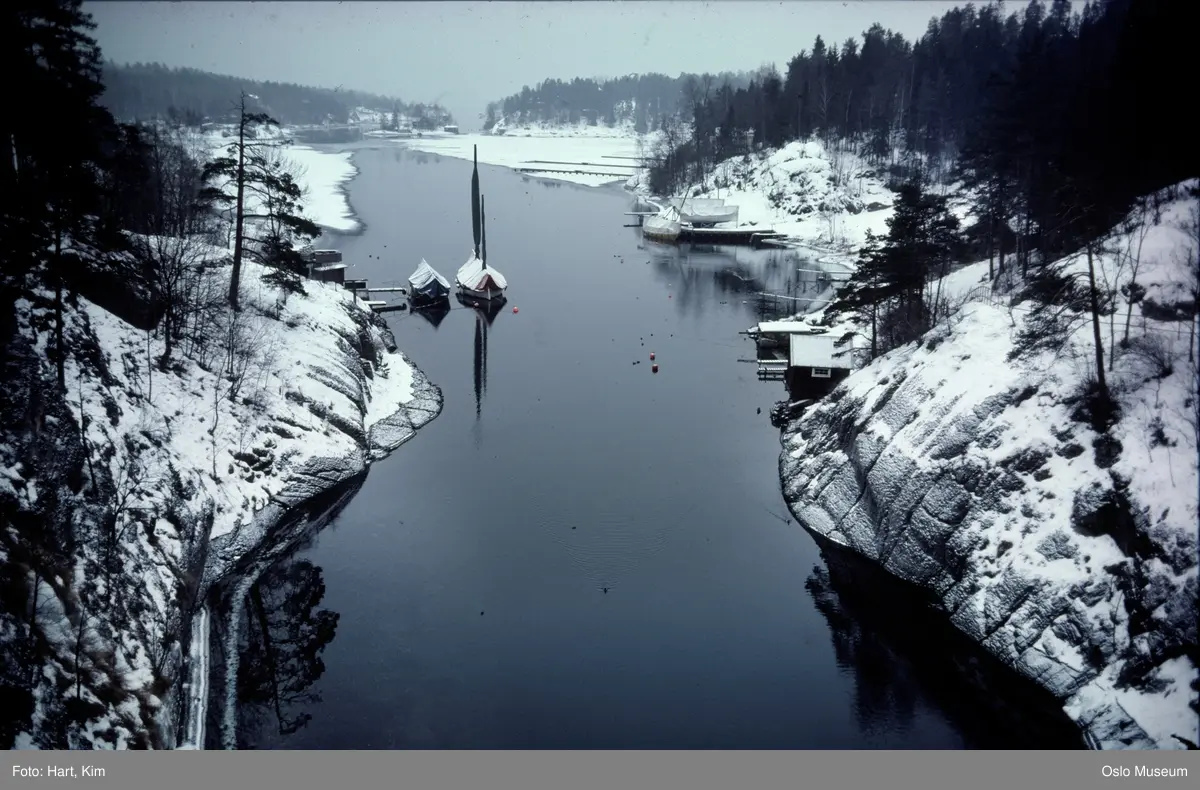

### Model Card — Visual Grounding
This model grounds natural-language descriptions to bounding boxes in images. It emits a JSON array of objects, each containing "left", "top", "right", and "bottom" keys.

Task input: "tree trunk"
[
  {"left": 27, "top": 569, "right": 39, "bottom": 642},
  {"left": 1086, "top": 244, "right": 1109, "bottom": 400},
  {"left": 229, "top": 96, "right": 248, "bottom": 311},
  {"left": 146, "top": 329, "right": 153, "bottom": 400},
  {"left": 870, "top": 298, "right": 878, "bottom": 360},
  {"left": 54, "top": 222, "right": 65, "bottom": 391},
  {"left": 1122, "top": 290, "right": 1136, "bottom": 346},
  {"left": 988, "top": 214, "right": 995, "bottom": 281},
  {"left": 74, "top": 607, "right": 87, "bottom": 701},
  {"left": 1189, "top": 313, "right": 1196, "bottom": 364}
]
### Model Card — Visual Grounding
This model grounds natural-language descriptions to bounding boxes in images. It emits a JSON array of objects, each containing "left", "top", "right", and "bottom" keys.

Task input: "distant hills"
[
  {"left": 485, "top": 71, "right": 753, "bottom": 133},
  {"left": 100, "top": 62, "right": 453, "bottom": 127}
]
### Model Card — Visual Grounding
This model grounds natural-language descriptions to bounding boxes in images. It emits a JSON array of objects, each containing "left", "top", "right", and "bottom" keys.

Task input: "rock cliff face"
[
  {"left": 779, "top": 300, "right": 1198, "bottom": 749},
  {"left": 0, "top": 260, "right": 441, "bottom": 749}
]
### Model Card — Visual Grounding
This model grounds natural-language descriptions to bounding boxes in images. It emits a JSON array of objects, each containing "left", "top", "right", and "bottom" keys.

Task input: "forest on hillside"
[
  {"left": 650, "top": 0, "right": 1195, "bottom": 270},
  {"left": 100, "top": 62, "right": 452, "bottom": 127},
  {"left": 485, "top": 71, "right": 752, "bottom": 132}
]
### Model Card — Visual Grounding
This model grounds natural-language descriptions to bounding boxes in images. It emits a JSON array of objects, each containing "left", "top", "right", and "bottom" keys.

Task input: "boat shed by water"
[
  {"left": 303, "top": 250, "right": 347, "bottom": 284},
  {"left": 784, "top": 333, "right": 851, "bottom": 400}
]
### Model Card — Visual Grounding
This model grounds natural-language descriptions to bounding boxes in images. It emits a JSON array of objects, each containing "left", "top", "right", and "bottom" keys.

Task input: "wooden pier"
[
  {"left": 678, "top": 226, "right": 783, "bottom": 247},
  {"left": 343, "top": 280, "right": 408, "bottom": 313},
  {"left": 516, "top": 167, "right": 634, "bottom": 178}
]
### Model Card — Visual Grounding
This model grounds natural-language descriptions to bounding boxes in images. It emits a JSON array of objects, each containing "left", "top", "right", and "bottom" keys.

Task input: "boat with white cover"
[
  {"left": 408, "top": 259, "right": 451, "bottom": 304},
  {"left": 642, "top": 205, "right": 683, "bottom": 243}
]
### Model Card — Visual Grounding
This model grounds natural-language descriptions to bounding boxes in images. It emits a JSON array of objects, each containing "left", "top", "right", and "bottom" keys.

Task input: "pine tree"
[
  {"left": 200, "top": 96, "right": 319, "bottom": 304},
  {"left": 5, "top": 0, "right": 120, "bottom": 389},
  {"left": 826, "top": 181, "right": 962, "bottom": 357}
]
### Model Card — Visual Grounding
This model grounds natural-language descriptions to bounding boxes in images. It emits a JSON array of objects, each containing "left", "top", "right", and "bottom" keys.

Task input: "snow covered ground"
[
  {"left": 779, "top": 183, "right": 1199, "bottom": 749},
  {"left": 629, "top": 139, "right": 896, "bottom": 255},
  {"left": 202, "top": 131, "right": 361, "bottom": 233},
  {"left": 404, "top": 121, "right": 655, "bottom": 188},
  {"left": 2, "top": 242, "right": 441, "bottom": 749},
  {"left": 285, "top": 146, "right": 360, "bottom": 233}
]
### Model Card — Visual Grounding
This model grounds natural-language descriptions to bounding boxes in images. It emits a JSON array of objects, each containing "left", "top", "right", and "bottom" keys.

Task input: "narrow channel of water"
[{"left": 215, "top": 144, "right": 1081, "bottom": 749}]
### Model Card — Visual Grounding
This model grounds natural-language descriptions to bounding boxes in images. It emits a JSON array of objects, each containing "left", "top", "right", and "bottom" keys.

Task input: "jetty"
[
  {"left": 517, "top": 157, "right": 638, "bottom": 179},
  {"left": 301, "top": 251, "right": 409, "bottom": 312},
  {"left": 678, "top": 226, "right": 782, "bottom": 246}
]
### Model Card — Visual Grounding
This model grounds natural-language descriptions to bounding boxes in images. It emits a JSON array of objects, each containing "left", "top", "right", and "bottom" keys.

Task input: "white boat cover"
[
  {"left": 643, "top": 206, "right": 682, "bottom": 235},
  {"left": 456, "top": 253, "right": 508, "bottom": 291},
  {"left": 669, "top": 197, "right": 726, "bottom": 211},
  {"left": 409, "top": 259, "right": 451, "bottom": 290},
  {"left": 668, "top": 197, "right": 739, "bottom": 223}
]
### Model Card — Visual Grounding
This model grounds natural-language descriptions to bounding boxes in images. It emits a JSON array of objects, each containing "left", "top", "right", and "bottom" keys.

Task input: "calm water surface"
[{"left": 221, "top": 144, "right": 1079, "bottom": 749}]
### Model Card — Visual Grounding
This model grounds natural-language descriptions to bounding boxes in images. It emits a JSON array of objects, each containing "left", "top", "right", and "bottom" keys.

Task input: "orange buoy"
[
  {"left": 512, "top": 306, "right": 519, "bottom": 313},
  {"left": 652, "top": 363, "right": 659, "bottom": 373},
  {"left": 649, "top": 352, "right": 656, "bottom": 360}
]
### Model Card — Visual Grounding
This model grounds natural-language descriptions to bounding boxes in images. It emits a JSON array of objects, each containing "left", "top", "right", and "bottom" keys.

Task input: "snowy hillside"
[
  {"left": 779, "top": 184, "right": 1199, "bottom": 749},
  {"left": 490, "top": 117, "right": 644, "bottom": 139},
  {"left": 1, "top": 248, "right": 441, "bottom": 748},
  {"left": 629, "top": 139, "right": 896, "bottom": 252}
]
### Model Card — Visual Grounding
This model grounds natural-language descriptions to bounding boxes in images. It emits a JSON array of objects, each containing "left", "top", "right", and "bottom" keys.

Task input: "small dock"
[
  {"left": 678, "top": 226, "right": 783, "bottom": 247},
  {"left": 517, "top": 158, "right": 642, "bottom": 179},
  {"left": 342, "top": 278, "right": 409, "bottom": 313},
  {"left": 756, "top": 358, "right": 789, "bottom": 380},
  {"left": 517, "top": 167, "right": 634, "bottom": 178}
]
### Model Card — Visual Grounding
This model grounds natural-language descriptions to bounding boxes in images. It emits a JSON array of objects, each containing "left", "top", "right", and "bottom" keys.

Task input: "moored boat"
[
  {"left": 456, "top": 155, "right": 507, "bottom": 300},
  {"left": 668, "top": 196, "right": 740, "bottom": 226},
  {"left": 642, "top": 205, "right": 682, "bottom": 243},
  {"left": 408, "top": 259, "right": 451, "bottom": 304}
]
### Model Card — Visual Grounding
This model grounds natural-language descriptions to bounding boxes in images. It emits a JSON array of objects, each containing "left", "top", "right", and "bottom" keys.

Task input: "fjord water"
[{"left": 228, "top": 145, "right": 1077, "bottom": 749}]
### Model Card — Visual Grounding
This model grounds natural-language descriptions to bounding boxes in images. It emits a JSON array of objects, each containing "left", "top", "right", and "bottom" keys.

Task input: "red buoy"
[
  {"left": 649, "top": 352, "right": 656, "bottom": 360},
  {"left": 652, "top": 363, "right": 659, "bottom": 373},
  {"left": 513, "top": 307, "right": 519, "bottom": 314}
]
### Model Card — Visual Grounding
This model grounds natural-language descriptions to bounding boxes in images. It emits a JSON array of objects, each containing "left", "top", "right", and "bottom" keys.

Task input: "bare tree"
[{"left": 138, "top": 234, "right": 210, "bottom": 367}]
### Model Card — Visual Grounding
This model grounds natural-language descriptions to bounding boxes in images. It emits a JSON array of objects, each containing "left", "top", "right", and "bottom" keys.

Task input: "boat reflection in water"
[
  {"left": 456, "top": 293, "right": 505, "bottom": 421},
  {"left": 410, "top": 298, "right": 452, "bottom": 330}
]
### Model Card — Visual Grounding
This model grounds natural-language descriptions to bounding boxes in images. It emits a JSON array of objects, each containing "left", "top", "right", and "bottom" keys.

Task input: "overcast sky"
[{"left": 87, "top": 1, "right": 965, "bottom": 129}]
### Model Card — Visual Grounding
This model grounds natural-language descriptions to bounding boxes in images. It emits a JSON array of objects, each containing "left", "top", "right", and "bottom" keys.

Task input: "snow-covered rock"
[
  {"left": 778, "top": 186, "right": 1199, "bottom": 749},
  {"left": 630, "top": 139, "right": 896, "bottom": 254},
  {"left": 0, "top": 249, "right": 441, "bottom": 749}
]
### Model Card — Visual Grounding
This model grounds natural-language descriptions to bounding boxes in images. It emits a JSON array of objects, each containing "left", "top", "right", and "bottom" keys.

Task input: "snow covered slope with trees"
[
  {"left": 779, "top": 185, "right": 1199, "bottom": 749},
  {"left": 630, "top": 138, "right": 897, "bottom": 252},
  {"left": 1, "top": 249, "right": 440, "bottom": 749}
]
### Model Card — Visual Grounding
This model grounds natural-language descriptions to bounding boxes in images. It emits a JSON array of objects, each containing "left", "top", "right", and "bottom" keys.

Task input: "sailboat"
[
  {"left": 456, "top": 146, "right": 508, "bottom": 301},
  {"left": 407, "top": 259, "right": 451, "bottom": 305}
]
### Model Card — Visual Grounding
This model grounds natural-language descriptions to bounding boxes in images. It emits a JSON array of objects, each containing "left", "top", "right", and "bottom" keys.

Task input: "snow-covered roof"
[
  {"left": 669, "top": 197, "right": 726, "bottom": 211},
  {"left": 755, "top": 320, "right": 822, "bottom": 335},
  {"left": 789, "top": 333, "right": 844, "bottom": 369},
  {"left": 313, "top": 263, "right": 348, "bottom": 272},
  {"left": 456, "top": 254, "right": 508, "bottom": 290},
  {"left": 409, "top": 259, "right": 450, "bottom": 289}
]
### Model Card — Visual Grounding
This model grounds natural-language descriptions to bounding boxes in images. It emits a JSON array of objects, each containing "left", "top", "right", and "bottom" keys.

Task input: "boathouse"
[
  {"left": 302, "top": 249, "right": 347, "bottom": 284},
  {"left": 784, "top": 333, "right": 851, "bottom": 400}
]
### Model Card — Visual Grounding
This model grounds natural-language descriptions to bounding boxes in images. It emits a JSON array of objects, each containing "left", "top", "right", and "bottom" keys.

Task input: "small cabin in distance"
[
  {"left": 785, "top": 333, "right": 851, "bottom": 400},
  {"left": 302, "top": 249, "right": 347, "bottom": 284}
]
